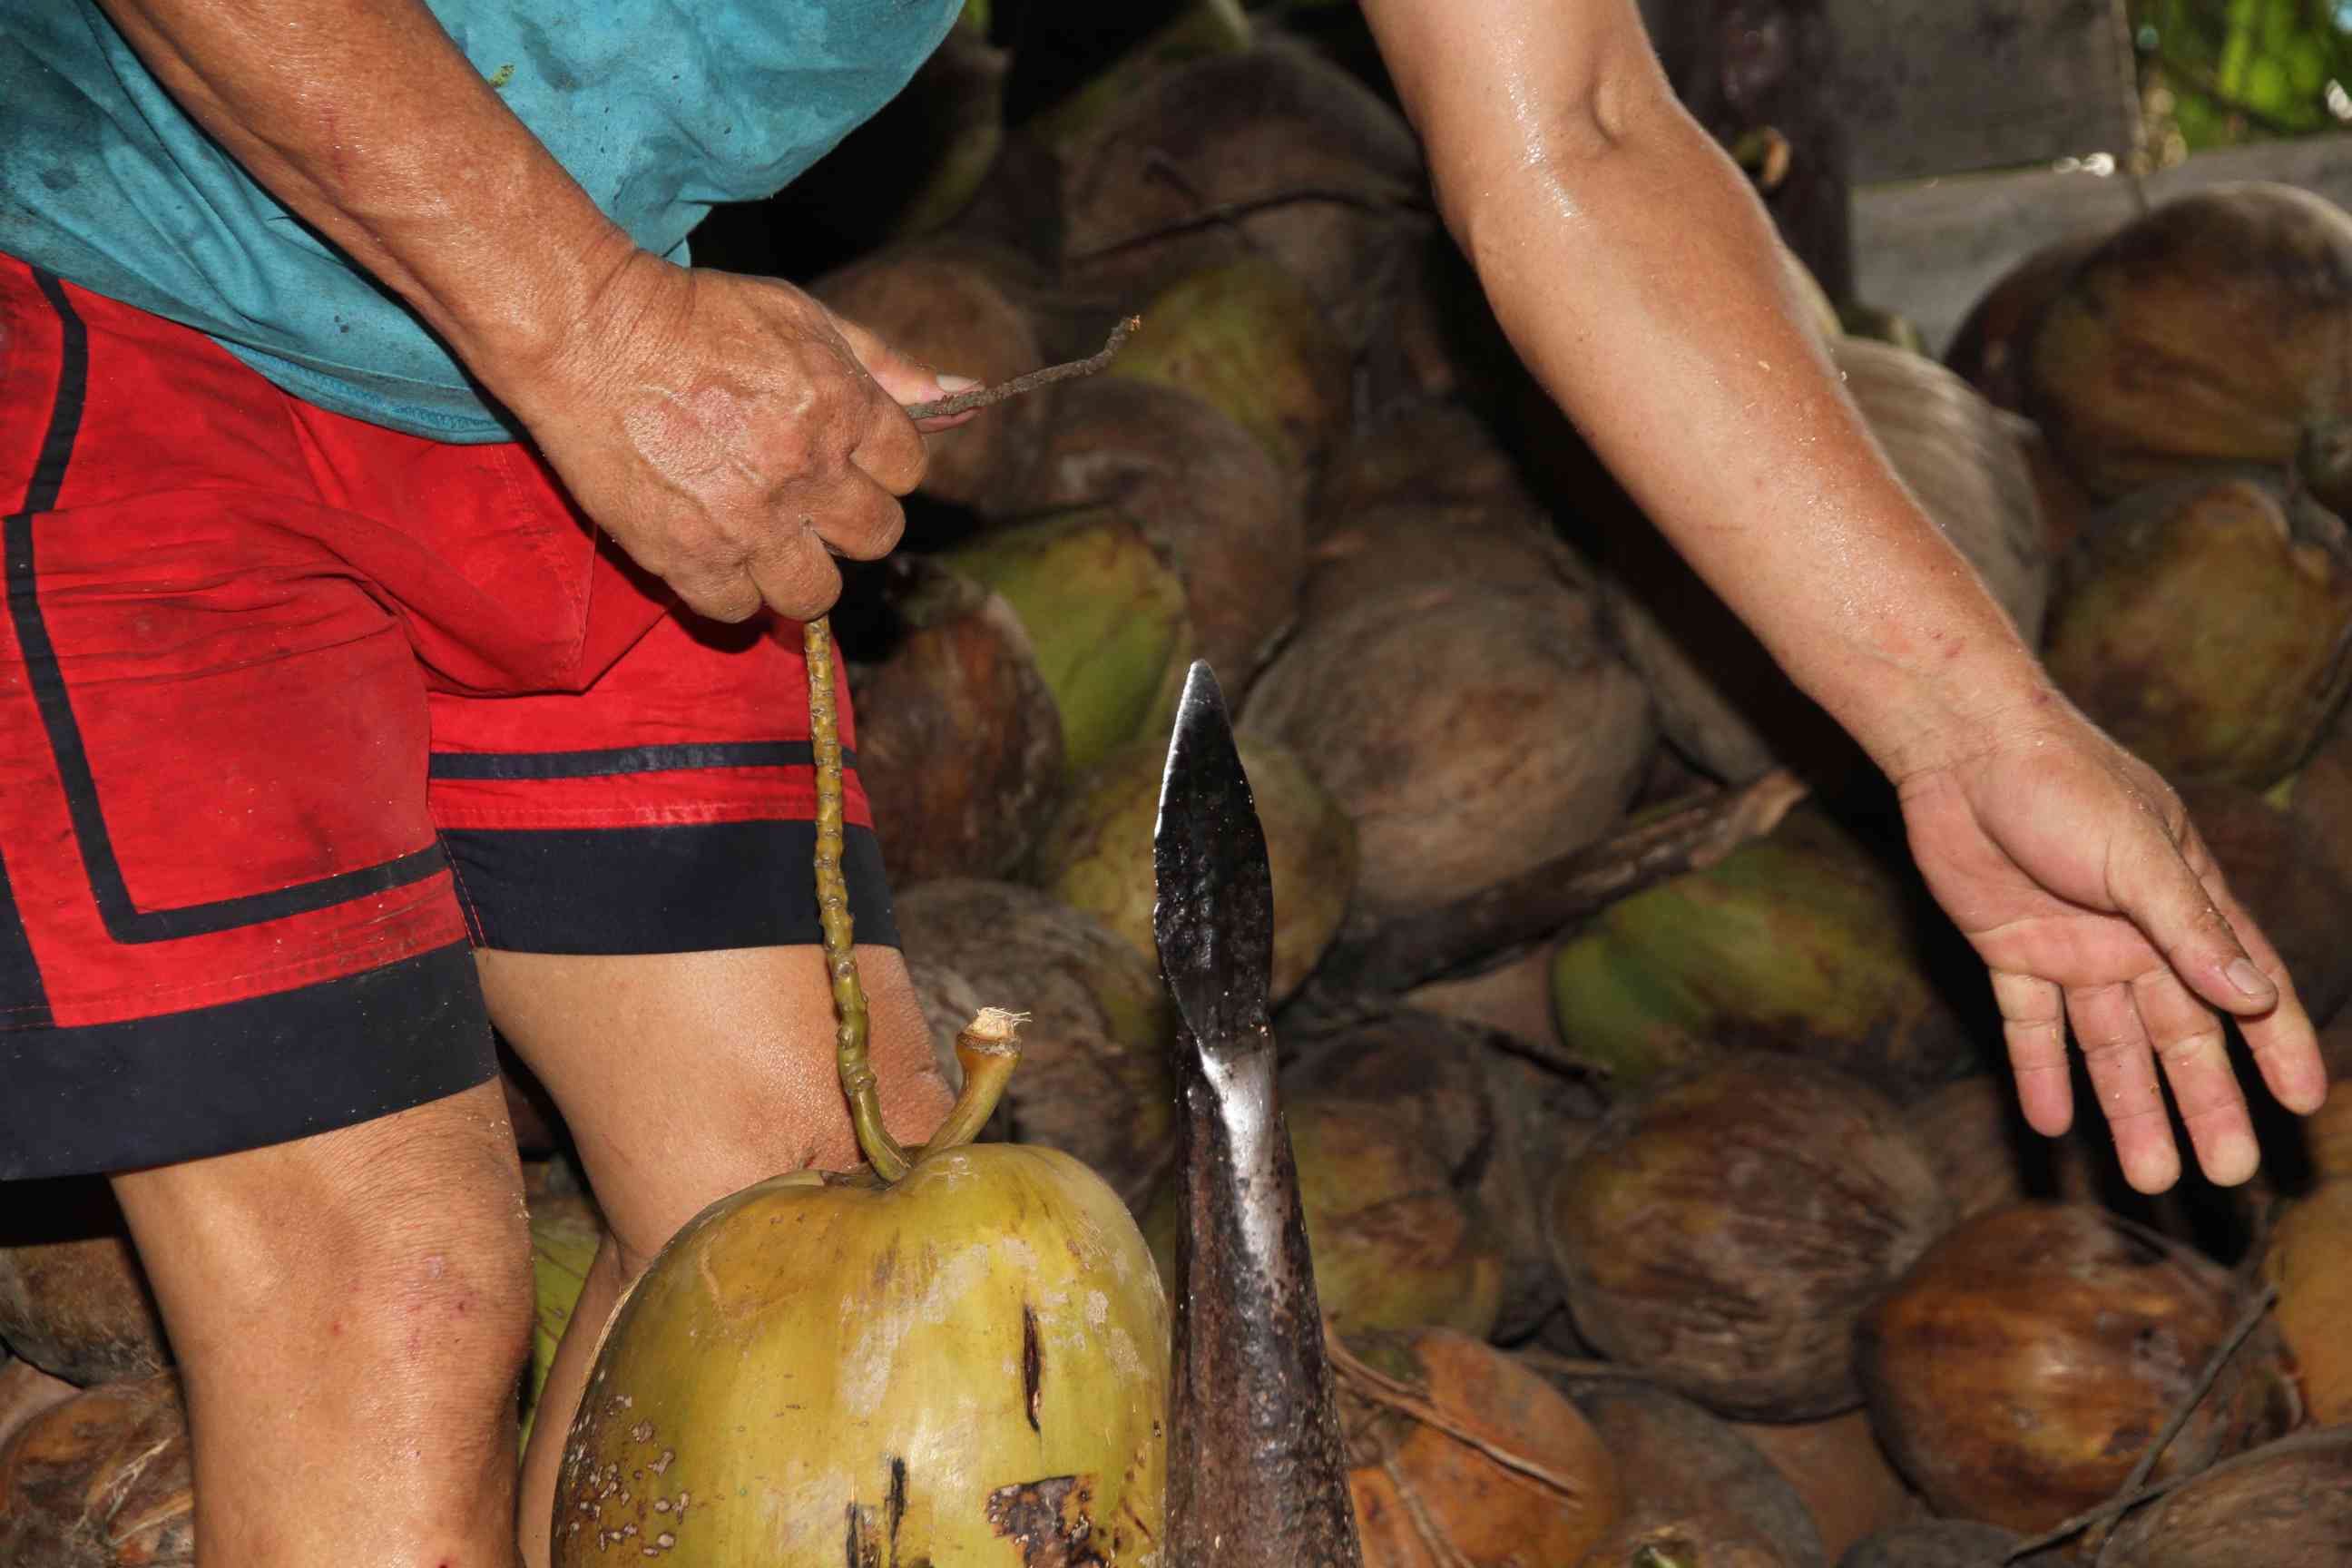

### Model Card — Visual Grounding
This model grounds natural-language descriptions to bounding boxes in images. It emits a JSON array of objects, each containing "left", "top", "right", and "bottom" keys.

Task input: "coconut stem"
[
  {"left": 806, "top": 615, "right": 911, "bottom": 1184},
  {"left": 901, "top": 317, "right": 1142, "bottom": 420},
  {"left": 923, "top": 1008, "right": 1028, "bottom": 1152}
]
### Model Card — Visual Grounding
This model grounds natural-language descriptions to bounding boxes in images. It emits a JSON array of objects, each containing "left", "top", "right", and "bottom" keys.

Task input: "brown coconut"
[
  {"left": 2024, "top": 182, "right": 2352, "bottom": 517},
  {"left": 1301, "top": 501, "right": 1592, "bottom": 626},
  {"left": 1404, "top": 943, "right": 1562, "bottom": 1054},
  {"left": 1906, "top": 1074, "right": 2261, "bottom": 1258},
  {"left": 0, "top": 1357, "right": 76, "bottom": 1461},
  {"left": 2099, "top": 1426, "right": 2352, "bottom": 1568},
  {"left": 999, "top": 375, "right": 1304, "bottom": 691},
  {"left": 1545, "top": 1054, "right": 1951, "bottom": 1420},
  {"left": 1030, "top": 727, "right": 1355, "bottom": 1007},
  {"left": 2043, "top": 470, "right": 2352, "bottom": 789},
  {"left": 2175, "top": 780, "right": 2352, "bottom": 1025},
  {"left": 1855, "top": 1202, "right": 2300, "bottom": 1535},
  {"left": 1313, "top": 398, "right": 1539, "bottom": 529},
  {"left": 1552, "top": 1377, "right": 1828, "bottom": 1568},
  {"left": 1106, "top": 255, "right": 1354, "bottom": 487},
  {"left": 844, "top": 556, "right": 1064, "bottom": 888},
  {"left": 1837, "top": 1521, "right": 2067, "bottom": 1568},
  {"left": 2258, "top": 1178, "right": 2352, "bottom": 1426},
  {"left": 2286, "top": 691, "right": 2352, "bottom": 902},
  {"left": 1943, "top": 227, "right": 2112, "bottom": 414},
  {"left": 1605, "top": 338, "right": 2048, "bottom": 784},
  {"left": 807, "top": 239, "right": 1054, "bottom": 510},
  {"left": 1283, "top": 1005, "right": 1603, "bottom": 1339},
  {"left": 1336, "top": 1327, "right": 1621, "bottom": 1568},
  {"left": 0, "top": 1370, "right": 191, "bottom": 1567},
  {"left": 891, "top": 878, "right": 1174, "bottom": 1207},
  {"left": 1727, "top": 1411, "right": 1921, "bottom": 1563},
  {"left": 1059, "top": 39, "right": 1429, "bottom": 352},
  {"left": 1242, "top": 578, "right": 1654, "bottom": 917},
  {"left": 0, "top": 1186, "right": 168, "bottom": 1386}
]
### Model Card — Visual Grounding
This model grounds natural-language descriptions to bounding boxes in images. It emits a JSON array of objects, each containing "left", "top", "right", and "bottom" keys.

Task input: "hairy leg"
[
  {"left": 110, "top": 1078, "right": 534, "bottom": 1568},
  {"left": 480, "top": 943, "right": 951, "bottom": 1568}
]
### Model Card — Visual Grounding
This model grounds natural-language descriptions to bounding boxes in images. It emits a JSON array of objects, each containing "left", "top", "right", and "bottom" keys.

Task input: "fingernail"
[
  {"left": 935, "top": 373, "right": 980, "bottom": 392},
  {"left": 2228, "top": 957, "right": 2277, "bottom": 1000}
]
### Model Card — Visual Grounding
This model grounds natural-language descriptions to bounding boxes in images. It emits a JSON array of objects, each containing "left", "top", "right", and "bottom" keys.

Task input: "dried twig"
[
  {"left": 1324, "top": 1328, "right": 1595, "bottom": 1500},
  {"left": 1309, "top": 768, "right": 1808, "bottom": 996},
  {"left": 902, "top": 316, "right": 1142, "bottom": 420},
  {"left": 2003, "top": 1282, "right": 2281, "bottom": 1563},
  {"left": 1512, "top": 1348, "right": 1662, "bottom": 1385}
]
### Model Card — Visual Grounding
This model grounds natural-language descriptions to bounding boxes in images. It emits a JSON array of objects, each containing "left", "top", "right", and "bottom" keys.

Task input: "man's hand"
[
  {"left": 508, "top": 252, "right": 972, "bottom": 623},
  {"left": 1896, "top": 698, "right": 2330, "bottom": 1192}
]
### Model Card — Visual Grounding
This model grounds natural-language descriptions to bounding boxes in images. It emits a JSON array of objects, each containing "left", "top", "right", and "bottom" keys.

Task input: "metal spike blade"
[{"left": 1152, "top": 661, "right": 1277, "bottom": 1054}]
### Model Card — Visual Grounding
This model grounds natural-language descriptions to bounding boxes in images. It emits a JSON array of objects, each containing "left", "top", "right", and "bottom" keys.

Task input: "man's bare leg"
[
  {"left": 109, "top": 1077, "right": 535, "bottom": 1568},
  {"left": 477, "top": 943, "right": 952, "bottom": 1568}
]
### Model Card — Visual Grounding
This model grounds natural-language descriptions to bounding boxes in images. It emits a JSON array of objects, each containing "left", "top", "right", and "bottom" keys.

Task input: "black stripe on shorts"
[
  {"left": 0, "top": 942, "right": 495, "bottom": 1181},
  {"left": 442, "top": 820, "right": 900, "bottom": 956}
]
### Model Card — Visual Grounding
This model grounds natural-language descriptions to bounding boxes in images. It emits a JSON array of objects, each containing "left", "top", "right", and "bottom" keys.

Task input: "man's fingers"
[
  {"left": 2132, "top": 968, "right": 2258, "bottom": 1186},
  {"left": 2066, "top": 980, "right": 2180, "bottom": 1193},
  {"left": 2108, "top": 818, "right": 2278, "bottom": 1016},
  {"left": 744, "top": 534, "right": 843, "bottom": 624},
  {"left": 1993, "top": 969, "right": 2073, "bottom": 1136},
  {"left": 668, "top": 564, "right": 765, "bottom": 625}
]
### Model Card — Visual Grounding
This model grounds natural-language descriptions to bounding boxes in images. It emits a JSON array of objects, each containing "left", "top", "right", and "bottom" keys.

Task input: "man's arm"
[
  {"left": 1358, "top": 0, "right": 2328, "bottom": 1189},
  {"left": 91, "top": 0, "right": 965, "bottom": 622}
]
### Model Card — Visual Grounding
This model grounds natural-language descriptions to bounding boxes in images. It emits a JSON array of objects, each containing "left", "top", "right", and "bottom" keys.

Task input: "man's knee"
[{"left": 116, "top": 1083, "right": 535, "bottom": 1398}]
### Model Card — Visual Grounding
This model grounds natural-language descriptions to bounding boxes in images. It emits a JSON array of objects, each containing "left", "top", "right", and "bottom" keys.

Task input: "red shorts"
[{"left": 0, "top": 256, "right": 897, "bottom": 1181}]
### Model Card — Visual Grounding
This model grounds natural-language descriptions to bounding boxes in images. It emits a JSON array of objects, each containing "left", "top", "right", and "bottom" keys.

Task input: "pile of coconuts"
[{"left": 10, "top": 4, "right": 2352, "bottom": 1565}]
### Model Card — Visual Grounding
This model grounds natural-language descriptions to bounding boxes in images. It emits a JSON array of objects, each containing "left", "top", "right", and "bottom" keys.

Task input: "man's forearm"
[
  {"left": 1365, "top": 0, "right": 2054, "bottom": 781},
  {"left": 92, "top": 0, "right": 636, "bottom": 406}
]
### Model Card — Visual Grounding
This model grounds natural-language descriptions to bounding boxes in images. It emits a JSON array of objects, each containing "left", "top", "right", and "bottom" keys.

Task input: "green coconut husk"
[
  {"left": 517, "top": 1191, "right": 604, "bottom": 1455},
  {"left": 1548, "top": 807, "right": 1986, "bottom": 1102},
  {"left": 943, "top": 507, "right": 1196, "bottom": 777},
  {"left": 1030, "top": 726, "right": 1354, "bottom": 1007},
  {"left": 1105, "top": 255, "right": 1352, "bottom": 487}
]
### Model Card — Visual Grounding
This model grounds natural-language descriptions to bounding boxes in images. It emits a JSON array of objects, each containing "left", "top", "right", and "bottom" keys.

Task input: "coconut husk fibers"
[
  {"left": 1301, "top": 500, "right": 1591, "bottom": 627},
  {"left": 1059, "top": 38, "right": 1429, "bottom": 353},
  {"left": 2024, "top": 181, "right": 2352, "bottom": 517},
  {"left": 0, "top": 1369, "right": 191, "bottom": 1567},
  {"left": 0, "top": 1183, "right": 168, "bottom": 1387},
  {"left": 1855, "top": 1202, "right": 2300, "bottom": 1535},
  {"left": 1548, "top": 1375, "right": 1828, "bottom": 1568},
  {"left": 890, "top": 878, "right": 1174, "bottom": 1207},
  {"left": 2043, "top": 469, "right": 2352, "bottom": 789},
  {"left": 844, "top": 556, "right": 1064, "bottom": 888},
  {"left": 0, "top": 1357, "right": 76, "bottom": 1460},
  {"left": 1546, "top": 1054, "right": 1950, "bottom": 1421},
  {"left": 2098, "top": 1426, "right": 2352, "bottom": 1567},
  {"left": 1000, "top": 374, "right": 1303, "bottom": 692},
  {"left": 1242, "top": 576, "right": 1653, "bottom": 918},
  {"left": 1338, "top": 1327, "right": 1621, "bottom": 1568},
  {"left": 1313, "top": 397, "right": 1540, "bottom": 528}
]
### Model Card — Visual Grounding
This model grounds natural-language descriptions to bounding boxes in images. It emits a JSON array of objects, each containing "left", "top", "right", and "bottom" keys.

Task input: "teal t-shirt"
[{"left": 0, "top": 0, "right": 958, "bottom": 441}]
